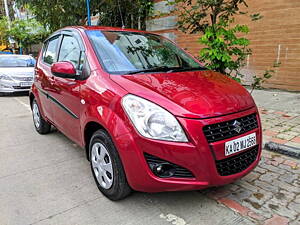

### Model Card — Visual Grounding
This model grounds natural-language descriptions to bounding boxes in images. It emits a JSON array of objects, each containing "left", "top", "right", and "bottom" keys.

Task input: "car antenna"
[{"left": 117, "top": 0, "right": 125, "bottom": 29}]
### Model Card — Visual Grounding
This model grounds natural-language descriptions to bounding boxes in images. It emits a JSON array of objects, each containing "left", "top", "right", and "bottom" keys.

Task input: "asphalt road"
[{"left": 0, "top": 94, "right": 254, "bottom": 225}]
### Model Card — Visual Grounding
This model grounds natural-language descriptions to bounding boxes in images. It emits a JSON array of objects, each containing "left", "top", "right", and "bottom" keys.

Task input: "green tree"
[
  {"left": 168, "top": 0, "right": 271, "bottom": 86},
  {"left": 8, "top": 18, "right": 49, "bottom": 53},
  {"left": 16, "top": 0, "right": 99, "bottom": 31},
  {"left": 0, "top": 17, "right": 9, "bottom": 41},
  {"left": 97, "top": 0, "right": 153, "bottom": 30},
  {"left": 16, "top": 0, "right": 153, "bottom": 32}
]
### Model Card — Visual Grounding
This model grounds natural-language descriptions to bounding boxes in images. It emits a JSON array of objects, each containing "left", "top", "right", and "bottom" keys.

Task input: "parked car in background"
[
  {"left": 30, "top": 26, "right": 262, "bottom": 200},
  {"left": 0, "top": 54, "right": 36, "bottom": 94}
]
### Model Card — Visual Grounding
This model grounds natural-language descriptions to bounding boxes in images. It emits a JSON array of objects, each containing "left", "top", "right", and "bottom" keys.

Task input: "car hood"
[
  {"left": 0, "top": 67, "right": 34, "bottom": 78},
  {"left": 110, "top": 70, "right": 256, "bottom": 119}
]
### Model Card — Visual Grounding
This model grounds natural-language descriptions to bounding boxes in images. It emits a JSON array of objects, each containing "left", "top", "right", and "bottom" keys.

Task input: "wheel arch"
[
  {"left": 83, "top": 121, "right": 107, "bottom": 160},
  {"left": 29, "top": 92, "right": 35, "bottom": 109}
]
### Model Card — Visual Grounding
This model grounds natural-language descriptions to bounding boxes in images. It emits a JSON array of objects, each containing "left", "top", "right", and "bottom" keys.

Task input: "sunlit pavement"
[{"left": 0, "top": 93, "right": 299, "bottom": 225}]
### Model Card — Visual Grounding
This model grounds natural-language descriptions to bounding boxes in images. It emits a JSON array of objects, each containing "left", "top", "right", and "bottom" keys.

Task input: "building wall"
[{"left": 147, "top": 0, "right": 300, "bottom": 91}]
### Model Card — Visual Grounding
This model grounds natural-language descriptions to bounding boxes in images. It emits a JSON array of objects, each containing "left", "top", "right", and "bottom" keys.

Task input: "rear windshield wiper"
[{"left": 125, "top": 66, "right": 207, "bottom": 75}]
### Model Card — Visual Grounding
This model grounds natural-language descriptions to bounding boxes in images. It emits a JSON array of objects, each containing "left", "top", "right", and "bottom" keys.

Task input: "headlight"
[
  {"left": 0, "top": 75, "right": 13, "bottom": 81},
  {"left": 122, "top": 94, "right": 188, "bottom": 142}
]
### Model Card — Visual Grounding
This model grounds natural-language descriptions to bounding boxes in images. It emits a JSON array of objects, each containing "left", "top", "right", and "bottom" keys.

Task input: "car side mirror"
[{"left": 51, "top": 62, "right": 77, "bottom": 79}]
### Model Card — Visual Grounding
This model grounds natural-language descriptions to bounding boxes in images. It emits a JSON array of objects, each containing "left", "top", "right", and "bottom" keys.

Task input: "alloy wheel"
[
  {"left": 91, "top": 142, "right": 114, "bottom": 189},
  {"left": 32, "top": 102, "right": 41, "bottom": 129}
]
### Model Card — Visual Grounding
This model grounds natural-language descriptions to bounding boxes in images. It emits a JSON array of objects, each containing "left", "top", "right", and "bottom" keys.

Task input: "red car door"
[
  {"left": 36, "top": 35, "right": 61, "bottom": 123},
  {"left": 50, "top": 33, "right": 85, "bottom": 144}
]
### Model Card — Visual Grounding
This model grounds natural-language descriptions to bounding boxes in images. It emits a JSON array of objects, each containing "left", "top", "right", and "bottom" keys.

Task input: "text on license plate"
[
  {"left": 225, "top": 133, "right": 256, "bottom": 156},
  {"left": 20, "top": 82, "right": 32, "bottom": 87}
]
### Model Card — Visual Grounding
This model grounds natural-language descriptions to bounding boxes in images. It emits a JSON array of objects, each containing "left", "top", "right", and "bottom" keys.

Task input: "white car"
[{"left": 0, "top": 54, "right": 36, "bottom": 93}]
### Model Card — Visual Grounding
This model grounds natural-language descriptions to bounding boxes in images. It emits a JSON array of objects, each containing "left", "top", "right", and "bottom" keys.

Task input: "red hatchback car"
[{"left": 30, "top": 26, "right": 262, "bottom": 200}]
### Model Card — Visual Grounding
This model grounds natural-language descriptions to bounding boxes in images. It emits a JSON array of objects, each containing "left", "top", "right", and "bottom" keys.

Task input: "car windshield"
[
  {"left": 0, "top": 56, "right": 36, "bottom": 67},
  {"left": 86, "top": 30, "right": 205, "bottom": 74}
]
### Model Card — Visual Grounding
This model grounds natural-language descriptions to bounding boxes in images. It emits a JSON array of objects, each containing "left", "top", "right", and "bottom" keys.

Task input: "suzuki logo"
[{"left": 233, "top": 120, "right": 242, "bottom": 133}]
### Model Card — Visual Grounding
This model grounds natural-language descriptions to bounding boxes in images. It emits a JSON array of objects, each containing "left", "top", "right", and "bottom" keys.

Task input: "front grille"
[
  {"left": 144, "top": 153, "right": 194, "bottom": 178},
  {"left": 203, "top": 113, "right": 258, "bottom": 143},
  {"left": 216, "top": 145, "right": 259, "bottom": 176}
]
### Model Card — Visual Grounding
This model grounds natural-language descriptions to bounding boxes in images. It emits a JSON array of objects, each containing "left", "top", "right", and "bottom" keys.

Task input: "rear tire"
[
  {"left": 89, "top": 130, "right": 131, "bottom": 201},
  {"left": 32, "top": 99, "right": 51, "bottom": 134}
]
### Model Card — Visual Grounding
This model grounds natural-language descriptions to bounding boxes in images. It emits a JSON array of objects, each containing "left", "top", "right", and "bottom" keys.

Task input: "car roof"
[
  {"left": 45, "top": 26, "right": 160, "bottom": 45},
  {"left": 44, "top": 26, "right": 163, "bottom": 43},
  {"left": 63, "top": 26, "right": 155, "bottom": 35}
]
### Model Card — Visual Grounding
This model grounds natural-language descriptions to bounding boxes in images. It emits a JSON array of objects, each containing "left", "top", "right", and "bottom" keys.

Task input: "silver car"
[{"left": 0, "top": 54, "right": 36, "bottom": 93}]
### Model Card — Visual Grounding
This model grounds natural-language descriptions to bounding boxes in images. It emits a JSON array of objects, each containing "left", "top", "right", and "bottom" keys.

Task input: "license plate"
[
  {"left": 20, "top": 82, "right": 32, "bottom": 87},
  {"left": 225, "top": 133, "right": 256, "bottom": 156}
]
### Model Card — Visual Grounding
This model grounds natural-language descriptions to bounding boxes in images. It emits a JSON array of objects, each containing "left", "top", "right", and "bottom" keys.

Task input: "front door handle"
[{"left": 49, "top": 76, "right": 55, "bottom": 85}]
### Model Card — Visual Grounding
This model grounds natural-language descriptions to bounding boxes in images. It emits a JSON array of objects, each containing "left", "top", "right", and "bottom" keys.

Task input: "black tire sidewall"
[
  {"left": 89, "top": 130, "right": 130, "bottom": 200},
  {"left": 32, "top": 99, "right": 50, "bottom": 134},
  {"left": 32, "top": 99, "right": 40, "bottom": 130}
]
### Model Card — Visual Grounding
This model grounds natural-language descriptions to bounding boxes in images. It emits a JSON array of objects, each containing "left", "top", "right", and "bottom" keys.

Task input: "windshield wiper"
[
  {"left": 169, "top": 66, "right": 207, "bottom": 72},
  {"left": 125, "top": 66, "right": 175, "bottom": 75},
  {"left": 125, "top": 66, "right": 207, "bottom": 75}
]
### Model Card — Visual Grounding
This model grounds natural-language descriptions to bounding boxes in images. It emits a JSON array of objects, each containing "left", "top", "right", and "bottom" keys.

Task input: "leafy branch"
[
  {"left": 251, "top": 62, "right": 281, "bottom": 93},
  {"left": 16, "top": 0, "right": 154, "bottom": 32}
]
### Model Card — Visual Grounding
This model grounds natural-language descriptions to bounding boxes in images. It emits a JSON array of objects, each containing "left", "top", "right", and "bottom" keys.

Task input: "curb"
[{"left": 264, "top": 141, "right": 300, "bottom": 159}]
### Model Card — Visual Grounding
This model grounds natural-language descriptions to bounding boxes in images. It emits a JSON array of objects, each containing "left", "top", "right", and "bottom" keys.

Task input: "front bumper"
[
  {"left": 114, "top": 107, "right": 262, "bottom": 193},
  {"left": 0, "top": 80, "right": 32, "bottom": 93}
]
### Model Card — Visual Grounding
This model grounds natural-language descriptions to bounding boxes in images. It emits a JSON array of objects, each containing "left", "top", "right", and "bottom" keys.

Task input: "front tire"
[
  {"left": 89, "top": 130, "right": 131, "bottom": 200},
  {"left": 32, "top": 99, "right": 51, "bottom": 134}
]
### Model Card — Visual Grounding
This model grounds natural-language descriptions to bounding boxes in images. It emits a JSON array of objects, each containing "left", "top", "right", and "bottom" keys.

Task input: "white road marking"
[
  {"left": 160, "top": 213, "right": 188, "bottom": 225},
  {"left": 14, "top": 97, "right": 31, "bottom": 112}
]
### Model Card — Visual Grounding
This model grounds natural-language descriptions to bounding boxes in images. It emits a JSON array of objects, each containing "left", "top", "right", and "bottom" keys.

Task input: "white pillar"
[
  {"left": 3, "top": 0, "right": 11, "bottom": 28},
  {"left": 3, "top": 0, "right": 10, "bottom": 20}
]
